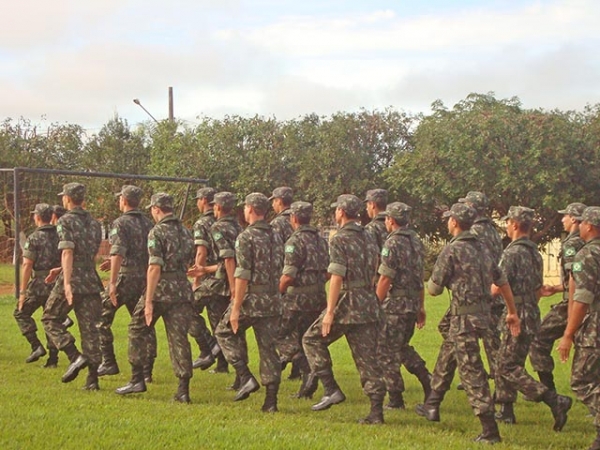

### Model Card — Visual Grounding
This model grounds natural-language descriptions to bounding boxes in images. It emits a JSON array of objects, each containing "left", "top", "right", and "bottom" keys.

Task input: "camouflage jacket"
[
  {"left": 193, "top": 210, "right": 218, "bottom": 266},
  {"left": 428, "top": 230, "right": 507, "bottom": 336},
  {"left": 378, "top": 227, "right": 424, "bottom": 315},
  {"left": 210, "top": 215, "right": 242, "bottom": 296},
  {"left": 270, "top": 208, "right": 294, "bottom": 244},
  {"left": 282, "top": 225, "right": 328, "bottom": 312},
  {"left": 234, "top": 219, "right": 284, "bottom": 317},
  {"left": 23, "top": 225, "right": 60, "bottom": 297},
  {"left": 471, "top": 217, "right": 503, "bottom": 264},
  {"left": 572, "top": 237, "right": 600, "bottom": 348},
  {"left": 148, "top": 215, "right": 194, "bottom": 303},
  {"left": 365, "top": 212, "right": 388, "bottom": 252},
  {"left": 109, "top": 209, "right": 154, "bottom": 275},
  {"left": 499, "top": 237, "right": 543, "bottom": 334},
  {"left": 559, "top": 230, "right": 585, "bottom": 301},
  {"left": 54, "top": 207, "right": 103, "bottom": 295},
  {"left": 328, "top": 222, "right": 381, "bottom": 324}
]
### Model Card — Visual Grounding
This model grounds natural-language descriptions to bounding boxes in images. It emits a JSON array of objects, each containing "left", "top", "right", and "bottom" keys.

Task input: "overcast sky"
[{"left": 1, "top": 0, "right": 599, "bottom": 131}]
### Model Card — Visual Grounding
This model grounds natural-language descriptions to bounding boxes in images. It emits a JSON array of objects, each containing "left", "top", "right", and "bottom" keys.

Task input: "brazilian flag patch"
[
  {"left": 213, "top": 232, "right": 223, "bottom": 241},
  {"left": 565, "top": 248, "right": 576, "bottom": 257},
  {"left": 381, "top": 247, "right": 390, "bottom": 257},
  {"left": 24, "top": 241, "right": 29, "bottom": 250},
  {"left": 57, "top": 224, "right": 63, "bottom": 233},
  {"left": 110, "top": 228, "right": 118, "bottom": 236},
  {"left": 148, "top": 239, "right": 156, "bottom": 248},
  {"left": 194, "top": 230, "right": 202, "bottom": 238},
  {"left": 285, "top": 245, "right": 294, "bottom": 253},
  {"left": 572, "top": 261, "right": 583, "bottom": 273}
]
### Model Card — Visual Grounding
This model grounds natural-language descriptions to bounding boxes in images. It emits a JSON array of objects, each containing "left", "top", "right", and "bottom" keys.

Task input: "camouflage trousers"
[
  {"left": 495, "top": 329, "right": 547, "bottom": 403},
  {"left": 434, "top": 308, "right": 498, "bottom": 388},
  {"left": 215, "top": 306, "right": 281, "bottom": 385},
  {"left": 13, "top": 294, "right": 58, "bottom": 351},
  {"left": 529, "top": 300, "right": 568, "bottom": 374},
  {"left": 128, "top": 299, "right": 193, "bottom": 379},
  {"left": 378, "top": 312, "right": 426, "bottom": 393},
  {"left": 189, "top": 292, "right": 232, "bottom": 355},
  {"left": 571, "top": 346, "right": 600, "bottom": 427},
  {"left": 99, "top": 274, "right": 156, "bottom": 364},
  {"left": 42, "top": 292, "right": 102, "bottom": 366},
  {"left": 277, "top": 309, "right": 322, "bottom": 363},
  {"left": 302, "top": 313, "right": 386, "bottom": 397},
  {"left": 431, "top": 317, "right": 494, "bottom": 416}
]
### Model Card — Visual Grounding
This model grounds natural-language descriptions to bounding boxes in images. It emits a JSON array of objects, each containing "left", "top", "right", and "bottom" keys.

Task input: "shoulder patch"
[
  {"left": 565, "top": 247, "right": 576, "bottom": 257},
  {"left": 235, "top": 238, "right": 240, "bottom": 249},
  {"left": 572, "top": 261, "right": 583, "bottom": 273},
  {"left": 213, "top": 232, "right": 223, "bottom": 241},
  {"left": 24, "top": 241, "right": 29, "bottom": 250},
  {"left": 110, "top": 228, "right": 118, "bottom": 236},
  {"left": 194, "top": 230, "right": 202, "bottom": 238},
  {"left": 285, "top": 245, "right": 295, "bottom": 253},
  {"left": 381, "top": 247, "right": 390, "bottom": 257},
  {"left": 148, "top": 239, "right": 156, "bottom": 248},
  {"left": 56, "top": 224, "right": 62, "bottom": 233}
]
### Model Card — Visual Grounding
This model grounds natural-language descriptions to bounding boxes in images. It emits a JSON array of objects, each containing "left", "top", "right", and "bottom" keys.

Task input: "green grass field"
[{"left": 0, "top": 288, "right": 594, "bottom": 450}]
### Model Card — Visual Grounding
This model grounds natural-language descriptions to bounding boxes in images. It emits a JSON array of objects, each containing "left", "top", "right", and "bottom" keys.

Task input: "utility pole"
[{"left": 168, "top": 86, "right": 174, "bottom": 122}]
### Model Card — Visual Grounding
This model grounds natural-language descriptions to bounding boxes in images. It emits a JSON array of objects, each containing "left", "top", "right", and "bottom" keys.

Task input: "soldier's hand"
[
  {"left": 99, "top": 259, "right": 110, "bottom": 272},
  {"left": 18, "top": 293, "right": 25, "bottom": 311},
  {"left": 539, "top": 285, "right": 556, "bottom": 297},
  {"left": 505, "top": 313, "right": 520, "bottom": 337},
  {"left": 321, "top": 311, "right": 334, "bottom": 337},
  {"left": 229, "top": 308, "right": 240, "bottom": 334},
  {"left": 108, "top": 282, "right": 118, "bottom": 307},
  {"left": 557, "top": 335, "right": 573, "bottom": 363},
  {"left": 417, "top": 308, "right": 426, "bottom": 329},
  {"left": 490, "top": 284, "right": 501, "bottom": 296},
  {"left": 45, "top": 268, "right": 61, "bottom": 284},
  {"left": 144, "top": 300, "right": 153, "bottom": 327},
  {"left": 65, "top": 284, "right": 73, "bottom": 306}
]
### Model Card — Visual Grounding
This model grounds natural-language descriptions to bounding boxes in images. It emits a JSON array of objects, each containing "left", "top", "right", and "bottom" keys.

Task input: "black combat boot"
[
  {"left": 227, "top": 373, "right": 241, "bottom": 391},
  {"left": 98, "top": 359, "right": 119, "bottom": 377},
  {"left": 537, "top": 371, "right": 556, "bottom": 392},
  {"left": 495, "top": 402, "right": 516, "bottom": 424},
  {"left": 589, "top": 427, "right": 600, "bottom": 450},
  {"left": 43, "top": 348, "right": 59, "bottom": 368},
  {"left": 232, "top": 361, "right": 259, "bottom": 401},
  {"left": 82, "top": 365, "right": 100, "bottom": 391},
  {"left": 173, "top": 377, "right": 191, "bottom": 403},
  {"left": 288, "top": 359, "right": 301, "bottom": 380},
  {"left": 294, "top": 355, "right": 318, "bottom": 399},
  {"left": 24, "top": 332, "right": 46, "bottom": 363},
  {"left": 473, "top": 412, "right": 501, "bottom": 444},
  {"left": 407, "top": 364, "right": 432, "bottom": 403},
  {"left": 311, "top": 369, "right": 346, "bottom": 411},
  {"left": 541, "top": 390, "right": 572, "bottom": 431},
  {"left": 211, "top": 353, "right": 229, "bottom": 374},
  {"left": 415, "top": 389, "right": 446, "bottom": 422},
  {"left": 143, "top": 360, "right": 154, "bottom": 383},
  {"left": 61, "top": 344, "right": 87, "bottom": 383},
  {"left": 115, "top": 365, "right": 147, "bottom": 395},
  {"left": 261, "top": 383, "right": 279, "bottom": 413},
  {"left": 385, "top": 391, "right": 405, "bottom": 410},
  {"left": 359, "top": 394, "right": 385, "bottom": 424}
]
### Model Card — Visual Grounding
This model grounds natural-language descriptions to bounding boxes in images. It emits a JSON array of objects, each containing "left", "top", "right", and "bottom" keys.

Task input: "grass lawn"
[{"left": 0, "top": 288, "right": 594, "bottom": 450}]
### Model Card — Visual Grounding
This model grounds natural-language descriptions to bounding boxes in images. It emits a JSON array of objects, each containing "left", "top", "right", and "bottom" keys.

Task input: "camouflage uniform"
[
  {"left": 377, "top": 203, "right": 427, "bottom": 400},
  {"left": 494, "top": 208, "right": 548, "bottom": 405},
  {"left": 216, "top": 195, "right": 284, "bottom": 388},
  {"left": 42, "top": 184, "right": 103, "bottom": 375},
  {"left": 569, "top": 208, "right": 600, "bottom": 432},
  {"left": 99, "top": 186, "right": 156, "bottom": 375},
  {"left": 127, "top": 194, "right": 195, "bottom": 382},
  {"left": 530, "top": 203, "right": 586, "bottom": 381},
  {"left": 278, "top": 202, "right": 328, "bottom": 373},
  {"left": 303, "top": 195, "right": 386, "bottom": 402},
  {"left": 427, "top": 204, "right": 505, "bottom": 418},
  {"left": 14, "top": 204, "right": 60, "bottom": 360}
]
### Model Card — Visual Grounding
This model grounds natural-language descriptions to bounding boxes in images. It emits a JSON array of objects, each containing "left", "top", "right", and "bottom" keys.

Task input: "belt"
[
  {"left": 120, "top": 266, "right": 146, "bottom": 274},
  {"left": 32, "top": 270, "right": 50, "bottom": 278},
  {"left": 340, "top": 280, "right": 369, "bottom": 293},
  {"left": 450, "top": 303, "right": 489, "bottom": 316},
  {"left": 512, "top": 294, "right": 536, "bottom": 305},
  {"left": 247, "top": 284, "right": 277, "bottom": 295},
  {"left": 286, "top": 283, "right": 324, "bottom": 295},
  {"left": 388, "top": 288, "right": 419, "bottom": 298},
  {"left": 161, "top": 272, "right": 188, "bottom": 281}
]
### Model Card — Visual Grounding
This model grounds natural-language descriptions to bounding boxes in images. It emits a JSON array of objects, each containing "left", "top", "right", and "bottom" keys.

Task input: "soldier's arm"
[
  {"left": 18, "top": 257, "right": 34, "bottom": 310},
  {"left": 192, "top": 245, "right": 208, "bottom": 288},
  {"left": 62, "top": 249, "right": 74, "bottom": 304},
  {"left": 322, "top": 274, "right": 342, "bottom": 337},
  {"left": 376, "top": 275, "right": 392, "bottom": 302},
  {"left": 108, "top": 254, "right": 123, "bottom": 306}
]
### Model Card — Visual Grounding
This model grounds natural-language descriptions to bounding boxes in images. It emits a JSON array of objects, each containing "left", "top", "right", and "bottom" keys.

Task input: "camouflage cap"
[
  {"left": 364, "top": 189, "right": 388, "bottom": 204},
  {"left": 268, "top": 186, "right": 293, "bottom": 203},
  {"left": 384, "top": 202, "right": 412, "bottom": 221},
  {"left": 442, "top": 203, "right": 478, "bottom": 224},
  {"left": 210, "top": 191, "right": 237, "bottom": 209},
  {"left": 146, "top": 192, "right": 174, "bottom": 210},
  {"left": 501, "top": 206, "right": 535, "bottom": 224},
  {"left": 289, "top": 201, "right": 313, "bottom": 220},
  {"left": 580, "top": 206, "right": 600, "bottom": 227},
  {"left": 58, "top": 182, "right": 86, "bottom": 202},
  {"left": 245, "top": 192, "right": 270, "bottom": 214},
  {"left": 558, "top": 202, "right": 587, "bottom": 218},
  {"left": 458, "top": 191, "right": 489, "bottom": 210},
  {"left": 193, "top": 187, "right": 217, "bottom": 202},
  {"left": 30, "top": 203, "right": 53, "bottom": 216},
  {"left": 331, "top": 194, "right": 362, "bottom": 217},
  {"left": 115, "top": 185, "right": 143, "bottom": 203}
]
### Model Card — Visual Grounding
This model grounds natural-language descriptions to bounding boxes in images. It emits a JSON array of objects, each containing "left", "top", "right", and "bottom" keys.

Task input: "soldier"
[
  {"left": 302, "top": 194, "right": 386, "bottom": 424},
  {"left": 416, "top": 203, "right": 520, "bottom": 444},
  {"left": 364, "top": 188, "right": 388, "bottom": 252},
  {"left": 97, "top": 185, "right": 156, "bottom": 382},
  {"left": 278, "top": 201, "right": 329, "bottom": 398},
  {"left": 116, "top": 193, "right": 195, "bottom": 403},
  {"left": 215, "top": 193, "right": 284, "bottom": 412},
  {"left": 494, "top": 206, "right": 572, "bottom": 429},
  {"left": 14, "top": 204, "right": 61, "bottom": 366},
  {"left": 530, "top": 203, "right": 586, "bottom": 391},
  {"left": 51, "top": 205, "right": 66, "bottom": 225},
  {"left": 557, "top": 206, "right": 600, "bottom": 450},
  {"left": 188, "top": 187, "right": 227, "bottom": 373},
  {"left": 41, "top": 183, "right": 103, "bottom": 390},
  {"left": 376, "top": 202, "right": 431, "bottom": 409}
]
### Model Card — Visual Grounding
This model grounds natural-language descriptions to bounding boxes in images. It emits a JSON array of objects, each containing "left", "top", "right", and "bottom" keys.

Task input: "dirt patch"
[{"left": 0, "top": 284, "right": 15, "bottom": 296}]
